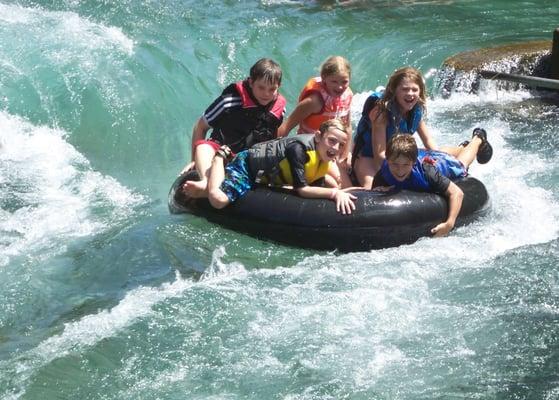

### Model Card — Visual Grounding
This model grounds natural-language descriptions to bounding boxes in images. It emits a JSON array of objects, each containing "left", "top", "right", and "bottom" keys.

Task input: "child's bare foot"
[{"left": 182, "top": 180, "right": 208, "bottom": 198}]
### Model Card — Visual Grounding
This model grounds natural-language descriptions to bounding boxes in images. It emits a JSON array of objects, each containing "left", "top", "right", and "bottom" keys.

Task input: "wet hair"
[
  {"left": 319, "top": 118, "right": 349, "bottom": 136},
  {"left": 385, "top": 134, "right": 418, "bottom": 161},
  {"left": 318, "top": 118, "right": 352, "bottom": 160},
  {"left": 249, "top": 58, "right": 282, "bottom": 86},
  {"left": 376, "top": 66, "right": 427, "bottom": 121},
  {"left": 320, "top": 55, "right": 351, "bottom": 79}
]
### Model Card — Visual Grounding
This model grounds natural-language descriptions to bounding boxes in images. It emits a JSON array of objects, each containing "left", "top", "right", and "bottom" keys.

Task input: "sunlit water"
[{"left": 1, "top": 1, "right": 558, "bottom": 399}]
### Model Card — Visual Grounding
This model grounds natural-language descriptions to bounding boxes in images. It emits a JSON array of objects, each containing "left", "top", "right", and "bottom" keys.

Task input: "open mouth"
[{"left": 326, "top": 149, "right": 338, "bottom": 159}]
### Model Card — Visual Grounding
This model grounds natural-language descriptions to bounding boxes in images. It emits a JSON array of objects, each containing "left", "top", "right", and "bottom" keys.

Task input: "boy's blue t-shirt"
[{"left": 372, "top": 161, "right": 451, "bottom": 193}]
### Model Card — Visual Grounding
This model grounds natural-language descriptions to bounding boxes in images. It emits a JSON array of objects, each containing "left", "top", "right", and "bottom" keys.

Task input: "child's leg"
[
  {"left": 195, "top": 143, "right": 217, "bottom": 180},
  {"left": 455, "top": 136, "right": 482, "bottom": 169},
  {"left": 183, "top": 143, "right": 216, "bottom": 198},
  {"left": 207, "top": 155, "right": 231, "bottom": 209},
  {"left": 439, "top": 145, "right": 462, "bottom": 157},
  {"left": 353, "top": 156, "right": 379, "bottom": 189}
]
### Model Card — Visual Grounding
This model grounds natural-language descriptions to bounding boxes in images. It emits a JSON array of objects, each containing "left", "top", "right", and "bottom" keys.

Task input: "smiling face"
[
  {"left": 387, "top": 155, "right": 414, "bottom": 181},
  {"left": 395, "top": 77, "right": 421, "bottom": 113},
  {"left": 322, "top": 72, "right": 350, "bottom": 98},
  {"left": 248, "top": 77, "right": 279, "bottom": 105},
  {"left": 315, "top": 126, "right": 349, "bottom": 163}
]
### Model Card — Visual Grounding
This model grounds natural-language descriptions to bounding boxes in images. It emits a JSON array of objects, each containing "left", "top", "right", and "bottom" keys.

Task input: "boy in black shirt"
[{"left": 182, "top": 58, "right": 286, "bottom": 198}]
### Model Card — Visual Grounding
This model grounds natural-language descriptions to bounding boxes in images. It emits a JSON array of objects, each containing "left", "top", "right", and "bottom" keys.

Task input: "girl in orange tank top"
[
  {"left": 277, "top": 56, "right": 353, "bottom": 189},
  {"left": 277, "top": 55, "right": 353, "bottom": 138}
]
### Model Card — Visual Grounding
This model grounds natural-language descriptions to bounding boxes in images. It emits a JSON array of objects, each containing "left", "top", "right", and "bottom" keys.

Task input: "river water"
[{"left": 1, "top": 1, "right": 558, "bottom": 398}]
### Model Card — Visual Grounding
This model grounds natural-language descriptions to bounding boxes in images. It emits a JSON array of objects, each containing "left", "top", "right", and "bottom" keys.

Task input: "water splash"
[
  {"left": 0, "top": 270, "right": 193, "bottom": 398},
  {"left": 201, "top": 246, "right": 248, "bottom": 281},
  {"left": 0, "top": 111, "right": 145, "bottom": 266},
  {"left": 0, "top": 3, "right": 134, "bottom": 55},
  {"left": 434, "top": 51, "right": 550, "bottom": 98}
]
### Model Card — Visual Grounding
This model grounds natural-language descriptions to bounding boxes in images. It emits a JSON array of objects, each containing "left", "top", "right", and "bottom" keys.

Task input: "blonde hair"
[
  {"left": 319, "top": 118, "right": 352, "bottom": 160},
  {"left": 320, "top": 56, "right": 351, "bottom": 79},
  {"left": 319, "top": 118, "right": 348, "bottom": 135}
]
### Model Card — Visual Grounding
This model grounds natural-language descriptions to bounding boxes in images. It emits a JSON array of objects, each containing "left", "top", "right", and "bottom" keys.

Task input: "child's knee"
[{"left": 195, "top": 143, "right": 217, "bottom": 158}]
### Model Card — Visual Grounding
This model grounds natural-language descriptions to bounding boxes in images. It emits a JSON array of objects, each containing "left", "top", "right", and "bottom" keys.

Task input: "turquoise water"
[{"left": 1, "top": 0, "right": 559, "bottom": 398}]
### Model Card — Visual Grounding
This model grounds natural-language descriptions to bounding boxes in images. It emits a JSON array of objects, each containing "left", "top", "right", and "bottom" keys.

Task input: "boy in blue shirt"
[{"left": 372, "top": 129, "right": 493, "bottom": 236}]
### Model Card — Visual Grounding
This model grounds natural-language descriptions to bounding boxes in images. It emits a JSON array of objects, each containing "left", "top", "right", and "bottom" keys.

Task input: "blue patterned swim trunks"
[
  {"left": 419, "top": 149, "right": 467, "bottom": 180},
  {"left": 220, "top": 150, "right": 255, "bottom": 203}
]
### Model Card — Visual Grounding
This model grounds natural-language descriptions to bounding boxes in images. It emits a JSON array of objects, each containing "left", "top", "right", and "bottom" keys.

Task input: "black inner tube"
[{"left": 168, "top": 170, "right": 490, "bottom": 252}]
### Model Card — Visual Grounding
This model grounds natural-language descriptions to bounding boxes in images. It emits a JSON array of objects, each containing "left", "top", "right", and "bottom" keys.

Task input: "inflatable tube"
[{"left": 168, "top": 171, "right": 490, "bottom": 252}]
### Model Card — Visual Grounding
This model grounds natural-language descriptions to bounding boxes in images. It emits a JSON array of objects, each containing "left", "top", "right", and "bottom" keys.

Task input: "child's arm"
[
  {"left": 322, "top": 159, "right": 353, "bottom": 189},
  {"left": 285, "top": 141, "right": 356, "bottom": 214},
  {"left": 336, "top": 158, "right": 354, "bottom": 189},
  {"left": 371, "top": 107, "right": 388, "bottom": 172},
  {"left": 417, "top": 120, "right": 438, "bottom": 151},
  {"left": 191, "top": 117, "right": 211, "bottom": 160},
  {"left": 346, "top": 110, "right": 352, "bottom": 136},
  {"left": 431, "top": 181, "right": 464, "bottom": 237},
  {"left": 296, "top": 185, "right": 357, "bottom": 215},
  {"left": 277, "top": 94, "right": 323, "bottom": 136}
]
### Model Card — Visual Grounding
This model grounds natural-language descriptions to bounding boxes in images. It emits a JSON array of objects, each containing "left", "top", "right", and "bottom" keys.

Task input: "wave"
[
  {"left": 0, "top": 2, "right": 133, "bottom": 54},
  {"left": 0, "top": 111, "right": 146, "bottom": 266},
  {"left": 0, "top": 246, "right": 249, "bottom": 398}
]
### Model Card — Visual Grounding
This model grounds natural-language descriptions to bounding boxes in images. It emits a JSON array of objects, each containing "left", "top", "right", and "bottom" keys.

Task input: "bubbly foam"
[
  {"left": 351, "top": 88, "right": 559, "bottom": 257},
  {"left": 33, "top": 272, "right": 192, "bottom": 361},
  {"left": 1, "top": 248, "right": 250, "bottom": 398},
  {"left": 0, "top": 3, "right": 134, "bottom": 55},
  {"left": 0, "top": 111, "right": 145, "bottom": 266},
  {"left": 0, "top": 270, "right": 194, "bottom": 398}
]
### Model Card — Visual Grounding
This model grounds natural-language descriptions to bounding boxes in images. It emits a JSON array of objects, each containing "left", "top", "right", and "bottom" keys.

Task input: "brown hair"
[
  {"left": 320, "top": 56, "right": 351, "bottom": 79},
  {"left": 385, "top": 134, "right": 418, "bottom": 161},
  {"left": 250, "top": 58, "right": 282, "bottom": 86},
  {"left": 376, "top": 66, "right": 426, "bottom": 125}
]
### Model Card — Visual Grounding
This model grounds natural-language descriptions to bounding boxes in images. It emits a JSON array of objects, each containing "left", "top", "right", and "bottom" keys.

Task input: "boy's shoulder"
[
  {"left": 421, "top": 162, "right": 450, "bottom": 194},
  {"left": 221, "top": 81, "right": 244, "bottom": 96},
  {"left": 204, "top": 82, "right": 244, "bottom": 118}
]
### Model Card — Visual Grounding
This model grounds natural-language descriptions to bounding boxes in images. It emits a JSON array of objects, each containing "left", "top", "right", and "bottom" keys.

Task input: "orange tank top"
[{"left": 297, "top": 77, "right": 353, "bottom": 134}]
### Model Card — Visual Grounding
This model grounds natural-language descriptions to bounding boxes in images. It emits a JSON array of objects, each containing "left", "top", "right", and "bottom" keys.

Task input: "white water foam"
[
  {"left": 0, "top": 111, "right": 145, "bottom": 266},
  {"left": 200, "top": 246, "right": 248, "bottom": 281},
  {"left": 0, "top": 2, "right": 134, "bottom": 55},
  {"left": 0, "top": 1, "right": 135, "bottom": 117},
  {"left": 1, "top": 270, "right": 193, "bottom": 399},
  {"left": 1, "top": 247, "right": 250, "bottom": 398},
  {"left": 428, "top": 95, "right": 559, "bottom": 252},
  {"left": 430, "top": 86, "right": 533, "bottom": 110},
  {"left": 33, "top": 272, "right": 192, "bottom": 362},
  {"left": 351, "top": 88, "right": 559, "bottom": 255}
]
